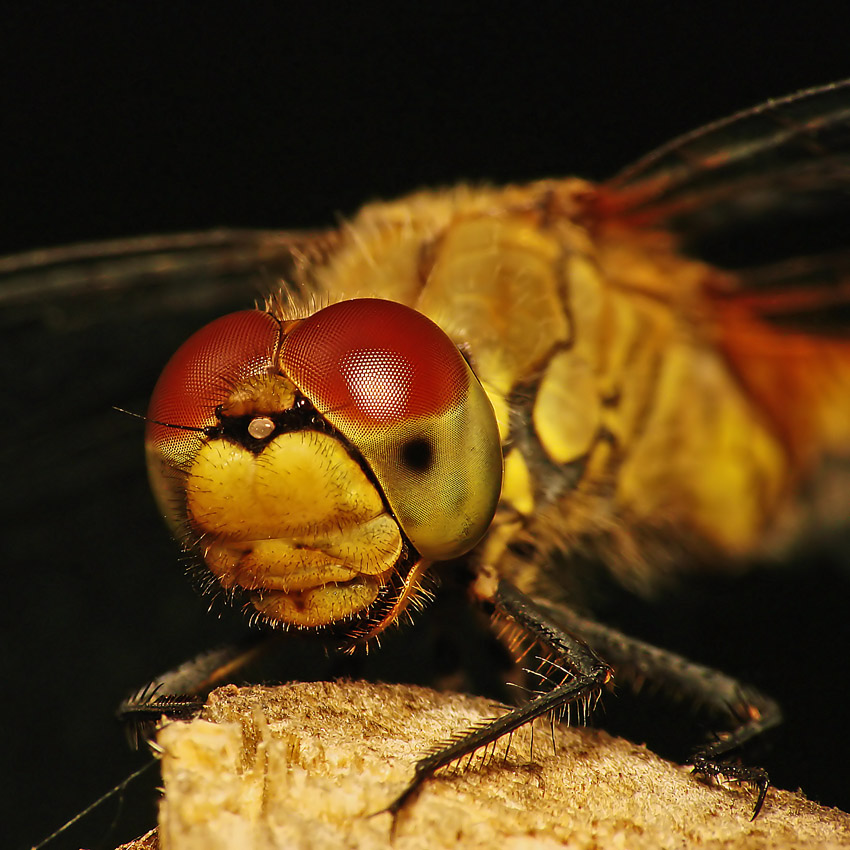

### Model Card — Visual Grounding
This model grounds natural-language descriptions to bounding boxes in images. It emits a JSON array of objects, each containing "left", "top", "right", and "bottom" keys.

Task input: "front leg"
[
  {"left": 387, "top": 576, "right": 779, "bottom": 821},
  {"left": 118, "top": 634, "right": 277, "bottom": 745},
  {"left": 386, "top": 579, "right": 613, "bottom": 814}
]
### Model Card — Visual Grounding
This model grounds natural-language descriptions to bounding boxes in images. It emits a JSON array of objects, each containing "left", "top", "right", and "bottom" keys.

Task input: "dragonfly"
[{"left": 10, "top": 79, "right": 850, "bottom": 846}]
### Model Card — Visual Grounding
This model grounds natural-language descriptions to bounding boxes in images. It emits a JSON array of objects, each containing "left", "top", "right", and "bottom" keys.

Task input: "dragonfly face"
[{"left": 145, "top": 299, "right": 501, "bottom": 630}]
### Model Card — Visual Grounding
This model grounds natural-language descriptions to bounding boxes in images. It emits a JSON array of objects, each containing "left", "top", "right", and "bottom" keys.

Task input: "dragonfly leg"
[
  {"left": 530, "top": 596, "right": 781, "bottom": 818},
  {"left": 118, "top": 633, "right": 277, "bottom": 747},
  {"left": 385, "top": 579, "right": 613, "bottom": 816}
]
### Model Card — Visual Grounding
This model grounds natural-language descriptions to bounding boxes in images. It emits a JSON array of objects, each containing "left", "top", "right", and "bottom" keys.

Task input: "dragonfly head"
[{"left": 145, "top": 299, "right": 502, "bottom": 632}]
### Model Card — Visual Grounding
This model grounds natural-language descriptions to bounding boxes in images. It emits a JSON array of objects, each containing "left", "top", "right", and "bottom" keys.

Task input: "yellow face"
[{"left": 145, "top": 300, "right": 502, "bottom": 632}]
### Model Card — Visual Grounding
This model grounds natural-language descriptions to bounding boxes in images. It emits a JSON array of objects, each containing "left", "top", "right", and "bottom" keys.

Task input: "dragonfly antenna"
[{"left": 112, "top": 406, "right": 206, "bottom": 433}]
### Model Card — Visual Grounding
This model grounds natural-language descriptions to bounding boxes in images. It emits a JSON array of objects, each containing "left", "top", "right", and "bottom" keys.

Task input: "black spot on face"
[{"left": 401, "top": 437, "right": 433, "bottom": 472}]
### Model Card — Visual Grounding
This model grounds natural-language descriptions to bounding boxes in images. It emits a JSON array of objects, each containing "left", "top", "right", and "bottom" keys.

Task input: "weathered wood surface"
[{"left": 119, "top": 681, "right": 850, "bottom": 850}]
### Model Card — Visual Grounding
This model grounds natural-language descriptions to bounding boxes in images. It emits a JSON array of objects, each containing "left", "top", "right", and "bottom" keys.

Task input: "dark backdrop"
[{"left": 4, "top": 5, "right": 850, "bottom": 849}]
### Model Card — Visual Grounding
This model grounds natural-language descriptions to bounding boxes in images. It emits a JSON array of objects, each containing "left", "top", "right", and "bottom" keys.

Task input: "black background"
[{"left": 4, "top": 5, "right": 850, "bottom": 849}]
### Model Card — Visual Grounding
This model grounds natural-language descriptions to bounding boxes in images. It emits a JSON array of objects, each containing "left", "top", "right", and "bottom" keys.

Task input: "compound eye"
[
  {"left": 280, "top": 298, "right": 502, "bottom": 559},
  {"left": 145, "top": 310, "right": 281, "bottom": 519}
]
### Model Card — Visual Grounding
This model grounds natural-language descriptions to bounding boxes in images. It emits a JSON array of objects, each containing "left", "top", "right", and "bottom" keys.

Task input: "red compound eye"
[
  {"left": 280, "top": 299, "right": 502, "bottom": 560},
  {"left": 145, "top": 309, "right": 282, "bottom": 539},
  {"left": 146, "top": 310, "right": 281, "bottom": 465},
  {"left": 280, "top": 299, "right": 469, "bottom": 429}
]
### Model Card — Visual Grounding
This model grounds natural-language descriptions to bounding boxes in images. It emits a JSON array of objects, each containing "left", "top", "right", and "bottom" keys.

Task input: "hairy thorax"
[{"left": 298, "top": 180, "right": 793, "bottom": 594}]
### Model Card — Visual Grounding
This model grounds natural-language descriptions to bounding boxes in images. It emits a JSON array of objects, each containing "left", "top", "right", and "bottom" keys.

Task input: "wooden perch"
[{"left": 119, "top": 681, "right": 850, "bottom": 850}]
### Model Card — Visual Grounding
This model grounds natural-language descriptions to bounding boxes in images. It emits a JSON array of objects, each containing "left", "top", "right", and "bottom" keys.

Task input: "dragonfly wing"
[
  {"left": 0, "top": 228, "right": 331, "bottom": 322},
  {"left": 597, "top": 78, "right": 850, "bottom": 262}
]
